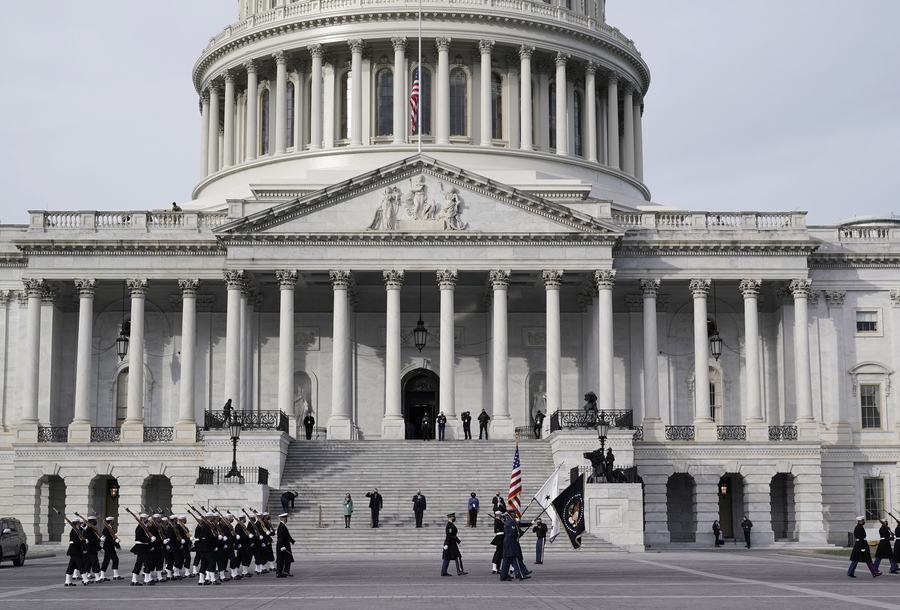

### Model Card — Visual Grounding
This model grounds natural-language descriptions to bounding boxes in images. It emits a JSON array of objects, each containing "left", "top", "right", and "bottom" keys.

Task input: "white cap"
[
  {"left": 279, "top": 513, "right": 289, "bottom": 518},
  {"left": 105, "top": 517, "right": 115, "bottom": 522},
  {"left": 205, "top": 512, "right": 215, "bottom": 517},
  {"left": 857, "top": 516, "right": 866, "bottom": 521},
  {"left": 139, "top": 513, "right": 148, "bottom": 519},
  {"left": 161, "top": 516, "right": 169, "bottom": 521},
  {"left": 87, "top": 516, "right": 97, "bottom": 520},
  {"left": 72, "top": 517, "right": 83, "bottom": 523},
  {"left": 262, "top": 512, "right": 269, "bottom": 516},
  {"left": 152, "top": 513, "right": 162, "bottom": 518}
]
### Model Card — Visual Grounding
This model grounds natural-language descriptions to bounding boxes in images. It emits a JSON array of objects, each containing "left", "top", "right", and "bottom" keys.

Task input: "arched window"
[
  {"left": 375, "top": 68, "right": 393, "bottom": 136},
  {"left": 709, "top": 367, "right": 723, "bottom": 423},
  {"left": 260, "top": 89, "right": 270, "bottom": 155},
  {"left": 548, "top": 81, "right": 557, "bottom": 150},
  {"left": 285, "top": 81, "right": 295, "bottom": 148},
  {"left": 449, "top": 68, "right": 467, "bottom": 137},
  {"left": 573, "top": 91, "right": 583, "bottom": 156},
  {"left": 490, "top": 72, "right": 503, "bottom": 139},
  {"left": 340, "top": 71, "right": 352, "bottom": 141},
  {"left": 116, "top": 369, "right": 128, "bottom": 425}
]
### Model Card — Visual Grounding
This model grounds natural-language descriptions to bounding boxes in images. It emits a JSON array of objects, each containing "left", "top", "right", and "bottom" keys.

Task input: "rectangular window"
[
  {"left": 856, "top": 311, "right": 878, "bottom": 333},
  {"left": 864, "top": 477, "right": 885, "bottom": 521},
  {"left": 860, "top": 384, "right": 882, "bottom": 429}
]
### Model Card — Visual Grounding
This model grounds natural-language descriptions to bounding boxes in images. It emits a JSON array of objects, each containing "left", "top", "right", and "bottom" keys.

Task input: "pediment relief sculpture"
[{"left": 367, "top": 174, "right": 468, "bottom": 232}]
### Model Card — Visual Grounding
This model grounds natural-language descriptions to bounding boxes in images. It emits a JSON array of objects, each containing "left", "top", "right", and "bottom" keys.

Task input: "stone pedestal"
[
  {"left": 694, "top": 421, "right": 717, "bottom": 442},
  {"left": 327, "top": 418, "right": 352, "bottom": 440},
  {"left": 641, "top": 418, "right": 665, "bottom": 442},
  {"left": 584, "top": 482, "right": 644, "bottom": 552},
  {"left": 15, "top": 422, "right": 38, "bottom": 443},
  {"left": 119, "top": 422, "right": 144, "bottom": 444},
  {"left": 381, "top": 417, "right": 405, "bottom": 440},
  {"left": 173, "top": 422, "right": 199, "bottom": 444},
  {"left": 745, "top": 421, "right": 769, "bottom": 443},
  {"left": 490, "top": 417, "right": 515, "bottom": 440},
  {"left": 797, "top": 421, "right": 820, "bottom": 442},
  {"left": 67, "top": 422, "right": 92, "bottom": 443}
]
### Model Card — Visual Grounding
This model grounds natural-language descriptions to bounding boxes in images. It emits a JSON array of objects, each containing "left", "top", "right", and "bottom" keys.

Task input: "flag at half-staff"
[
  {"left": 551, "top": 473, "right": 585, "bottom": 549},
  {"left": 507, "top": 438, "right": 522, "bottom": 517},
  {"left": 533, "top": 463, "right": 563, "bottom": 542}
]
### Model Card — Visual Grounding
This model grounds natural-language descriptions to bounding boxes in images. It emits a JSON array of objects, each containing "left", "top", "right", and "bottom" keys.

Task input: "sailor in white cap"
[
  {"left": 874, "top": 517, "right": 897, "bottom": 574},
  {"left": 63, "top": 516, "right": 86, "bottom": 586},
  {"left": 99, "top": 516, "right": 123, "bottom": 581},
  {"left": 130, "top": 512, "right": 154, "bottom": 586},
  {"left": 848, "top": 516, "right": 880, "bottom": 577},
  {"left": 275, "top": 513, "right": 295, "bottom": 578}
]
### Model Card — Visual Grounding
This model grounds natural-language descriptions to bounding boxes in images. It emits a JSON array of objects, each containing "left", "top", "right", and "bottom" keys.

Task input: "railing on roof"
[
  {"left": 611, "top": 211, "right": 802, "bottom": 231},
  {"left": 31, "top": 211, "right": 228, "bottom": 231}
]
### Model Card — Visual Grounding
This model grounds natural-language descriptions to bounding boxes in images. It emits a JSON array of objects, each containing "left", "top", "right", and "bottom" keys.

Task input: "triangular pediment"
[{"left": 215, "top": 156, "right": 623, "bottom": 244}]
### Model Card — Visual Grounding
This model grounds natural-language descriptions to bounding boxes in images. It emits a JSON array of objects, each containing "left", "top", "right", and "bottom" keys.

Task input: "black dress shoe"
[
  {"left": 130, "top": 582, "right": 142, "bottom": 586},
  {"left": 847, "top": 574, "right": 856, "bottom": 578},
  {"left": 874, "top": 572, "right": 882, "bottom": 578},
  {"left": 440, "top": 573, "right": 451, "bottom": 577},
  {"left": 457, "top": 572, "right": 468, "bottom": 575}
]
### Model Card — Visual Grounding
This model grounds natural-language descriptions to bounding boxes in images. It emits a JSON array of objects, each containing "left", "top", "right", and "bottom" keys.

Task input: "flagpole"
[{"left": 417, "top": 0, "right": 422, "bottom": 155}]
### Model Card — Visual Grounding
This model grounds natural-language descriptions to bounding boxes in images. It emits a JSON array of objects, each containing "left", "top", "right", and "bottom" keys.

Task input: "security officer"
[
  {"left": 533, "top": 517, "right": 548, "bottom": 564},
  {"left": 440, "top": 513, "right": 467, "bottom": 576}
]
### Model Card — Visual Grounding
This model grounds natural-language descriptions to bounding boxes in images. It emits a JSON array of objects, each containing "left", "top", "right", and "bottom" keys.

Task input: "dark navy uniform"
[
  {"left": 874, "top": 521, "right": 897, "bottom": 573},
  {"left": 275, "top": 518, "right": 295, "bottom": 577},
  {"left": 440, "top": 515, "right": 466, "bottom": 576},
  {"left": 99, "top": 519, "right": 121, "bottom": 580},
  {"left": 533, "top": 519, "right": 548, "bottom": 563},
  {"left": 130, "top": 519, "right": 153, "bottom": 585},
  {"left": 64, "top": 522, "right": 87, "bottom": 586},
  {"left": 848, "top": 519, "right": 880, "bottom": 577}
]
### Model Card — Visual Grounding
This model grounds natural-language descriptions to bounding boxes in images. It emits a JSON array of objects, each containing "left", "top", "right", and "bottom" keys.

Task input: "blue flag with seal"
[{"left": 551, "top": 473, "right": 585, "bottom": 549}]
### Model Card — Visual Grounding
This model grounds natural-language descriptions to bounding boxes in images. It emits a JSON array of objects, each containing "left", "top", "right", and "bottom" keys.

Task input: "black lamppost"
[
  {"left": 224, "top": 420, "right": 243, "bottom": 479},
  {"left": 596, "top": 413, "right": 610, "bottom": 482}
]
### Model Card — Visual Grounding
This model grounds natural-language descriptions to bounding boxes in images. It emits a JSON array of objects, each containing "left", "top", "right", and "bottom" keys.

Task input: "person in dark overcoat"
[
  {"left": 848, "top": 516, "right": 880, "bottom": 577},
  {"left": 498, "top": 511, "right": 530, "bottom": 581},
  {"left": 275, "top": 514, "right": 295, "bottom": 578},
  {"left": 412, "top": 490, "right": 427, "bottom": 528},
  {"left": 892, "top": 517, "right": 900, "bottom": 570},
  {"left": 873, "top": 518, "right": 897, "bottom": 573},
  {"left": 440, "top": 513, "right": 467, "bottom": 576},
  {"left": 366, "top": 488, "right": 383, "bottom": 528}
]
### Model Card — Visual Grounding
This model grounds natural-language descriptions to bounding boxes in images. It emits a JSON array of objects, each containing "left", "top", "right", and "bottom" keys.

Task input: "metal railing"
[
  {"left": 768, "top": 426, "right": 799, "bottom": 441},
  {"left": 196, "top": 426, "right": 205, "bottom": 443},
  {"left": 143, "top": 427, "right": 174, "bottom": 442},
  {"left": 572, "top": 465, "right": 639, "bottom": 484},
  {"left": 37, "top": 426, "right": 68, "bottom": 443},
  {"left": 665, "top": 425, "right": 695, "bottom": 441},
  {"left": 632, "top": 426, "right": 643, "bottom": 442},
  {"left": 196, "top": 466, "right": 270, "bottom": 485},
  {"left": 91, "top": 427, "right": 120, "bottom": 443},
  {"left": 549, "top": 409, "right": 634, "bottom": 432},
  {"left": 717, "top": 425, "right": 747, "bottom": 441},
  {"left": 204, "top": 410, "right": 289, "bottom": 433},
  {"left": 514, "top": 426, "right": 539, "bottom": 440}
]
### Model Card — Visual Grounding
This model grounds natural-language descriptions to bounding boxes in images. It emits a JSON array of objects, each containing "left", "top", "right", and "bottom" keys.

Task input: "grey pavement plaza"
[{"left": 2, "top": 549, "right": 898, "bottom": 610}]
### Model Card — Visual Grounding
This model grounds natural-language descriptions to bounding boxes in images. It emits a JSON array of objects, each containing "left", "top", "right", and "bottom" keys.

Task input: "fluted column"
[
  {"left": 244, "top": 60, "right": 259, "bottom": 160},
  {"left": 207, "top": 82, "right": 220, "bottom": 175},
  {"left": 622, "top": 82, "right": 635, "bottom": 175},
  {"left": 348, "top": 40, "right": 364, "bottom": 146},
  {"left": 606, "top": 73, "right": 619, "bottom": 169},
  {"left": 633, "top": 92, "right": 644, "bottom": 180},
  {"left": 328, "top": 270, "right": 353, "bottom": 439},
  {"left": 490, "top": 270, "right": 513, "bottom": 438},
  {"left": 391, "top": 37, "right": 407, "bottom": 145},
  {"left": 274, "top": 51, "right": 288, "bottom": 153},
  {"left": 519, "top": 46, "right": 534, "bottom": 151},
  {"left": 223, "top": 271, "right": 244, "bottom": 410},
  {"left": 382, "top": 270, "right": 404, "bottom": 439},
  {"left": 690, "top": 279, "right": 712, "bottom": 424},
  {"left": 68, "top": 279, "right": 97, "bottom": 440},
  {"left": 173, "top": 280, "right": 200, "bottom": 442},
  {"left": 585, "top": 62, "right": 598, "bottom": 162},
  {"left": 199, "top": 92, "right": 210, "bottom": 179},
  {"left": 120, "top": 279, "right": 147, "bottom": 442},
  {"left": 595, "top": 270, "right": 616, "bottom": 412},
  {"left": 555, "top": 53, "right": 569, "bottom": 155},
  {"left": 479, "top": 40, "right": 494, "bottom": 146},
  {"left": 741, "top": 279, "right": 763, "bottom": 422},
  {"left": 640, "top": 279, "right": 661, "bottom": 423},
  {"left": 791, "top": 279, "right": 814, "bottom": 422},
  {"left": 18, "top": 280, "right": 44, "bottom": 439},
  {"left": 223, "top": 70, "right": 236, "bottom": 167},
  {"left": 543, "top": 271, "right": 563, "bottom": 419},
  {"left": 436, "top": 38, "right": 451, "bottom": 144},
  {"left": 308, "top": 45, "right": 324, "bottom": 150},
  {"left": 438, "top": 270, "right": 458, "bottom": 430},
  {"left": 277, "top": 270, "right": 297, "bottom": 425}
]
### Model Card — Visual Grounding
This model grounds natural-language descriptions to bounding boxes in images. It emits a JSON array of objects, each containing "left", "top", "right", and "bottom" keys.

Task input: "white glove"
[
  {"left": 443, "top": 545, "right": 448, "bottom": 550},
  {"left": 115, "top": 538, "right": 120, "bottom": 544},
  {"left": 100, "top": 536, "right": 106, "bottom": 542},
  {"left": 190, "top": 537, "right": 196, "bottom": 543},
  {"left": 236, "top": 535, "right": 240, "bottom": 540},
  {"left": 150, "top": 536, "right": 156, "bottom": 542},
  {"left": 248, "top": 534, "right": 255, "bottom": 539},
  {"left": 218, "top": 535, "right": 224, "bottom": 540},
  {"left": 163, "top": 538, "right": 169, "bottom": 544},
  {"left": 280, "top": 547, "right": 286, "bottom": 551}
]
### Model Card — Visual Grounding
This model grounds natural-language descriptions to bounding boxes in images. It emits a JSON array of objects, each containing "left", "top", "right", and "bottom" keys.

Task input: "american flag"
[
  {"left": 409, "top": 68, "right": 420, "bottom": 133},
  {"left": 507, "top": 441, "right": 522, "bottom": 517}
]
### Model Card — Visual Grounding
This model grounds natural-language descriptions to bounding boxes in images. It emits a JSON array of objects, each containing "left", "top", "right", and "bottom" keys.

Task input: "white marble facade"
[{"left": 0, "top": 1, "right": 898, "bottom": 549}]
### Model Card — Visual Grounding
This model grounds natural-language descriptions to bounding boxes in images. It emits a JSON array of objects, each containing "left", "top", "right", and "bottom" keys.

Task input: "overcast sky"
[{"left": 0, "top": 1, "right": 897, "bottom": 225}]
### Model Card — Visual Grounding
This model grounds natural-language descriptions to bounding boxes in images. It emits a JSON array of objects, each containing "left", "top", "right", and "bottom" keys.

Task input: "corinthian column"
[
  {"left": 543, "top": 271, "right": 563, "bottom": 421},
  {"left": 244, "top": 59, "right": 259, "bottom": 160},
  {"left": 68, "top": 279, "right": 97, "bottom": 441},
  {"left": 436, "top": 38, "right": 451, "bottom": 144},
  {"left": 622, "top": 82, "right": 635, "bottom": 175},
  {"left": 479, "top": 40, "right": 494, "bottom": 146},
  {"left": 633, "top": 92, "right": 644, "bottom": 180},
  {"left": 490, "top": 270, "right": 514, "bottom": 438},
  {"left": 640, "top": 279, "right": 661, "bottom": 424},
  {"left": 791, "top": 279, "right": 814, "bottom": 423},
  {"left": 207, "top": 82, "right": 220, "bottom": 175},
  {"left": 438, "top": 270, "right": 458, "bottom": 435},
  {"left": 606, "top": 73, "right": 619, "bottom": 169},
  {"left": 308, "top": 45, "right": 324, "bottom": 150},
  {"left": 274, "top": 51, "right": 289, "bottom": 153},
  {"left": 174, "top": 280, "right": 200, "bottom": 442},
  {"left": 18, "top": 280, "right": 44, "bottom": 440},
  {"left": 555, "top": 53, "right": 569, "bottom": 155},
  {"left": 223, "top": 70, "right": 236, "bottom": 167},
  {"left": 382, "top": 270, "right": 405, "bottom": 439},
  {"left": 199, "top": 92, "right": 210, "bottom": 179},
  {"left": 595, "top": 270, "right": 616, "bottom": 412},
  {"left": 519, "top": 46, "right": 534, "bottom": 151},
  {"left": 392, "top": 38, "right": 407, "bottom": 144},
  {"left": 120, "top": 279, "right": 147, "bottom": 442},
  {"left": 277, "top": 270, "right": 297, "bottom": 424},
  {"left": 690, "top": 279, "right": 712, "bottom": 424},
  {"left": 585, "top": 62, "right": 598, "bottom": 162},
  {"left": 224, "top": 270, "right": 244, "bottom": 411},
  {"left": 328, "top": 270, "right": 353, "bottom": 439},
  {"left": 348, "top": 40, "right": 364, "bottom": 146}
]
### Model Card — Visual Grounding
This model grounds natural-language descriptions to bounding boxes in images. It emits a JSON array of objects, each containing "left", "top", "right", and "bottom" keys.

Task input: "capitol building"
[{"left": 0, "top": 0, "right": 898, "bottom": 549}]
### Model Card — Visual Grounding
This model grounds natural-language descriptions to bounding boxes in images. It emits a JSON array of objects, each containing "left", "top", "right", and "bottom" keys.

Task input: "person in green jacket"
[{"left": 343, "top": 494, "right": 354, "bottom": 529}]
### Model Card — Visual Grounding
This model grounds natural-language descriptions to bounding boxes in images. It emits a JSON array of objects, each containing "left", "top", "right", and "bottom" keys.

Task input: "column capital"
[
  {"left": 578, "top": 288, "right": 593, "bottom": 311},
  {"left": 435, "top": 38, "right": 452, "bottom": 52},
  {"left": 74, "top": 279, "right": 97, "bottom": 297},
  {"left": 41, "top": 286, "right": 59, "bottom": 305},
  {"left": 23, "top": 278, "right": 45, "bottom": 298},
  {"left": 478, "top": 39, "right": 495, "bottom": 55},
  {"left": 126, "top": 278, "right": 148, "bottom": 296},
  {"left": 625, "top": 295, "right": 643, "bottom": 312},
  {"left": 490, "top": 269, "right": 510, "bottom": 289},
  {"left": 207, "top": 80, "right": 220, "bottom": 93},
  {"left": 240, "top": 279, "right": 254, "bottom": 297},
  {"left": 391, "top": 37, "right": 407, "bottom": 52},
  {"left": 740, "top": 279, "right": 762, "bottom": 297},
  {"left": 307, "top": 43, "right": 324, "bottom": 59},
  {"left": 348, "top": 39, "right": 365, "bottom": 54},
  {"left": 197, "top": 295, "right": 216, "bottom": 312},
  {"left": 621, "top": 80, "right": 634, "bottom": 95},
  {"left": 555, "top": 52, "right": 570, "bottom": 67},
  {"left": 201, "top": 91, "right": 210, "bottom": 104},
  {"left": 383, "top": 269, "right": 405, "bottom": 289},
  {"left": 594, "top": 269, "right": 616, "bottom": 290},
  {"left": 243, "top": 58, "right": 259, "bottom": 74},
  {"left": 689, "top": 279, "right": 711, "bottom": 297},
  {"left": 585, "top": 61, "right": 598, "bottom": 75},
  {"left": 437, "top": 269, "right": 458, "bottom": 289},
  {"left": 223, "top": 269, "right": 246, "bottom": 289},
  {"left": 640, "top": 278, "right": 660, "bottom": 297},
  {"left": 273, "top": 50, "right": 288, "bottom": 65},
  {"left": 222, "top": 69, "right": 236, "bottom": 83},
  {"left": 0, "top": 291, "right": 10, "bottom": 307},
  {"left": 276, "top": 269, "right": 298, "bottom": 289},
  {"left": 825, "top": 290, "right": 846, "bottom": 307},
  {"left": 518, "top": 45, "right": 535, "bottom": 60},
  {"left": 330, "top": 269, "right": 352, "bottom": 289},
  {"left": 790, "top": 278, "right": 813, "bottom": 298},
  {"left": 890, "top": 290, "right": 900, "bottom": 307},
  {"left": 179, "top": 279, "right": 201, "bottom": 297},
  {"left": 542, "top": 269, "right": 564, "bottom": 289},
  {"left": 606, "top": 71, "right": 619, "bottom": 86}
]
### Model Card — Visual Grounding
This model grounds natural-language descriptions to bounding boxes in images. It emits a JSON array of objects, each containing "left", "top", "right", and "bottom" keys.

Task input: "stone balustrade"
[
  {"left": 30, "top": 211, "right": 228, "bottom": 232},
  {"left": 611, "top": 211, "right": 804, "bottom": 232}
]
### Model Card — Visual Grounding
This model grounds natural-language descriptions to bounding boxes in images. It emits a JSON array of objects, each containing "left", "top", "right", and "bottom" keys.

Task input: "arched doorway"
[
  {"left": 89, "top": 475, "right": 120, "bottom": 524},
  {"left": 770, "top": 473, "right": 796, "bottom": 540},
  {"left": 35, "top": 475, "right": 66, "bottom": 543},
  {"left": 718, "top": 473, "right": 745, "bottom": 540},
  {"left": 666, "top": 473, "right": 696, "bottom": 542},
  {"left": 401, "top": 368, "right": 439, "bottom": 440},
  {"left": 143, "top": 475, "right": 172, "bottom": 513}
]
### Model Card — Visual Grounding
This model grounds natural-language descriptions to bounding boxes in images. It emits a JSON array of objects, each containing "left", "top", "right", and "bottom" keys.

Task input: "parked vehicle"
[{"left": 0, "top": 517, "right": 28, "bottom": 566}]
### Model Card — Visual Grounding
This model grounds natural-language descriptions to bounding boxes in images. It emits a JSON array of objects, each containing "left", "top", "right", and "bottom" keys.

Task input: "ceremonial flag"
[
  {"left": 533, "top": 464, "right": 562, "bottom": 542},
  {"left": 409, "top": 68, "right": 420, "bottom": 133},
  {"left": 507, "top": 441, "right": 522, "bottom": 517},
  {"left": 551, "top": 473, "right": 585, "bottom": 549}
]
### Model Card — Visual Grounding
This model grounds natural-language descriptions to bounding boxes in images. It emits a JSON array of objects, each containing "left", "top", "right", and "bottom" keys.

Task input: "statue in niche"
[
  {"left": 440, "top": 183, "right": 468, "bottom": 230},
  {"left": 368, "top": 186, "right": 401, "bottom": 230},
  {"left": 405, "top": 174, "right": 437, "bottom": 220},
  {"left": 532, "top": 381, "right": 546, "bottom": 417},
  {"left": 294, "top": 387, "right": 310, "bottom": 415}
]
